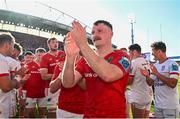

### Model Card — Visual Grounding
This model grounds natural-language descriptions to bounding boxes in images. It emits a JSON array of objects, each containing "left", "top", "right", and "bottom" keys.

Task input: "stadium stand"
[{"left": 0, "top": 9, "right": 94, "bottom": 53}]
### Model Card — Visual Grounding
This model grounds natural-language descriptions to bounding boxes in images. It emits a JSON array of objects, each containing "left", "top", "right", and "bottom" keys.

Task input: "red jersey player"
[
  {"left": 24, "top": 48, "right": 46, "bottom": 118},
  {"left": 60, "top": 20, "right": 131, "bottom": 118},
  {"left": 50, "top": 54, "right": 85, "bottom": 118},
  {"left": 40, "top": 37, "right": 65, "bottom": 118}
]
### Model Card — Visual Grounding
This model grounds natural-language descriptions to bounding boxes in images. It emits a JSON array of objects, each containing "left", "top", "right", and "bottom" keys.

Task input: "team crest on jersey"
[
  {"left": 60, "top": 54, "right": 65, "bottom": 59},
  {"left": 171, "top": 64, "right": 178, "bottom": 71},
  {"left": 161, "top": 65, "right": 165, "bottom": 71},
  {"left": 106, "top": 56, "right": 113, "bottom": 62},
  {"left": 118, "top": 57, "right": 130, "bottom": 71}
]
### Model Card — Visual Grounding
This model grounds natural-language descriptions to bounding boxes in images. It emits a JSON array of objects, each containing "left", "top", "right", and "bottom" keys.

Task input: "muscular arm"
[
  {"left": 150, "top": 64, "right": 178, "bottom": 88},
  {"left": 155, "top": 72, "right": 177, "bottom": 88},
  {"left": 49, "top": 77, "right": 61, "bottom": 93},
  {"left": 0, "top": 75, "right": 19, "bottom": 92},
  {"left": 40, "top": 68, "right": 53, "bottom": 80},
  {"left": 71, "top": 21, "right": 124, "bottom": 82},
  {"left": 61, "top": 56, "right": 82, "bottom": 88},
  {"left": 80, "top": 45, "right": 124, "bottom": 82}
]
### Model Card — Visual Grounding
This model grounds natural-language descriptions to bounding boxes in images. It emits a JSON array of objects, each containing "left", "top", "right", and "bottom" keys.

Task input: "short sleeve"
[
  {"left": 169, "top": 62, "right": 179, "bottom": 79},
  {"left": 40, "top": 55, "right": 48, "bottom": 69},
  {"left": 115, "top": 56, "right": 131, "bottom": 75},
  {"left": 0, "top": 61, "right": 9, "bottom": 77},
  {"left": 9, "top": 59, "right": 21, "bottom": 73},
  {"left": 75, "top": 58, "right": 85, "bottom": 77}
]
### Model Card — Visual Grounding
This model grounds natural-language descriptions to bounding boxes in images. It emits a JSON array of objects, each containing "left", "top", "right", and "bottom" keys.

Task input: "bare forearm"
[
  {"left": 11, "top": 79, "right": 20, "bottom": 89},
  {"left": 50, "top": 78, "right": 61, "bottom": 93},
  {"left": 61, "top": 56, "right": 76, "bottom": 88},
  {"left": 4, "top": 79, "right": 19, "bottom": 92},
  {"left": 80, "top": 44, "right": 122, "bottom": 82},
  {"left": 42, "top": 74, "right": 53, "bottom": 80},
  {"left": 156, "top": 72, "right": 177, "bottom": 88}
]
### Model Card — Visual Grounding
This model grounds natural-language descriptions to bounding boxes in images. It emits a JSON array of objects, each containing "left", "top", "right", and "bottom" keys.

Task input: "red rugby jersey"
[
  {"left": 40, "top": 51, "right": 65, "bottom": 88},
  {"left": 52, "top": 65, "right": 85, "bottom": 114},
  {"left": 76, "top": 50, "right": 130, "bottom": 118},
  {"left": 24, "top": 61, "right": 46, "bottom": 98}
]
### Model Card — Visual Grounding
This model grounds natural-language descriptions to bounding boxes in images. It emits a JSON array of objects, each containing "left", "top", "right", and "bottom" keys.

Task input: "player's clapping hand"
[
  {"left": 19, "top": 73, "right": 31, "bottom": 84},
  {"left": 140, "top": 67, "right": 150, "bottom": 78},
  {"left": 22, "top": 73, "right": 30, "bottom": 81},
  {"left": 15, "top": 66, "right": 28, "bottom": 77},
  {"left": 64, "top": 32, "right": 80, "bottom": 57},
  {"left": 71, "top": 20, "right": 88, "bottom": 48},
  {"left": 150, "top": 64, "right": 158, "bottom": 76}
]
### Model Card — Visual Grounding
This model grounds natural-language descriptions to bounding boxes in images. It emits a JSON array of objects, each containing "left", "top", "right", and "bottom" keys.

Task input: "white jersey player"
[
  {"left": 128, "top": 44, "right": 153, "bottom": 118},
  {"left": 6, "top": 56, "right": 21, "bottom": 117},
  {"left": 0, "top": 33, "right": 19, "bottom": 118},
  {"left": 141, "top": 41, "right": 179, "bottom": 118}
]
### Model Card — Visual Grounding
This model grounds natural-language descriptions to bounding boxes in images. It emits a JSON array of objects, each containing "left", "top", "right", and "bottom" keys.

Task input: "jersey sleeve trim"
[
  {"left": 129, "top": 74, "right": 134, "bottom": 77},
  {"left": 169, "top": 72, "right": 179, "bottom": 75},
  {"left": 0, "top": 73, "right": 9, "bottom": 77}
]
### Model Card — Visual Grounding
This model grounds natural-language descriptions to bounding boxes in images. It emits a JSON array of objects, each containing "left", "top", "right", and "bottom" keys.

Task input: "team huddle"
[{"left": 0, "top": 20, "right": 179, "bottom": 118}]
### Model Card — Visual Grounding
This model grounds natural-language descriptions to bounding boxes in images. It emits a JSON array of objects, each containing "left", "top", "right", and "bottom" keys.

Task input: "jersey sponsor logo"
[
  {"left": 171, "top": 64, "right": 178, "bottom": 71},
  {"left": 49, "top": 62, "right": 58, "bottom": 67},
  {"left": 118, "top": 57, "right": 130, "bottom": 71},
  {"left": 154, "top": 82, "right": 165, "bottom": 87},
  {"left": 30, "top": 71, "right": 40, "bottom": 74},
  {"left": 84, "top": 73, "right": 98, "bottom": 78}
]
